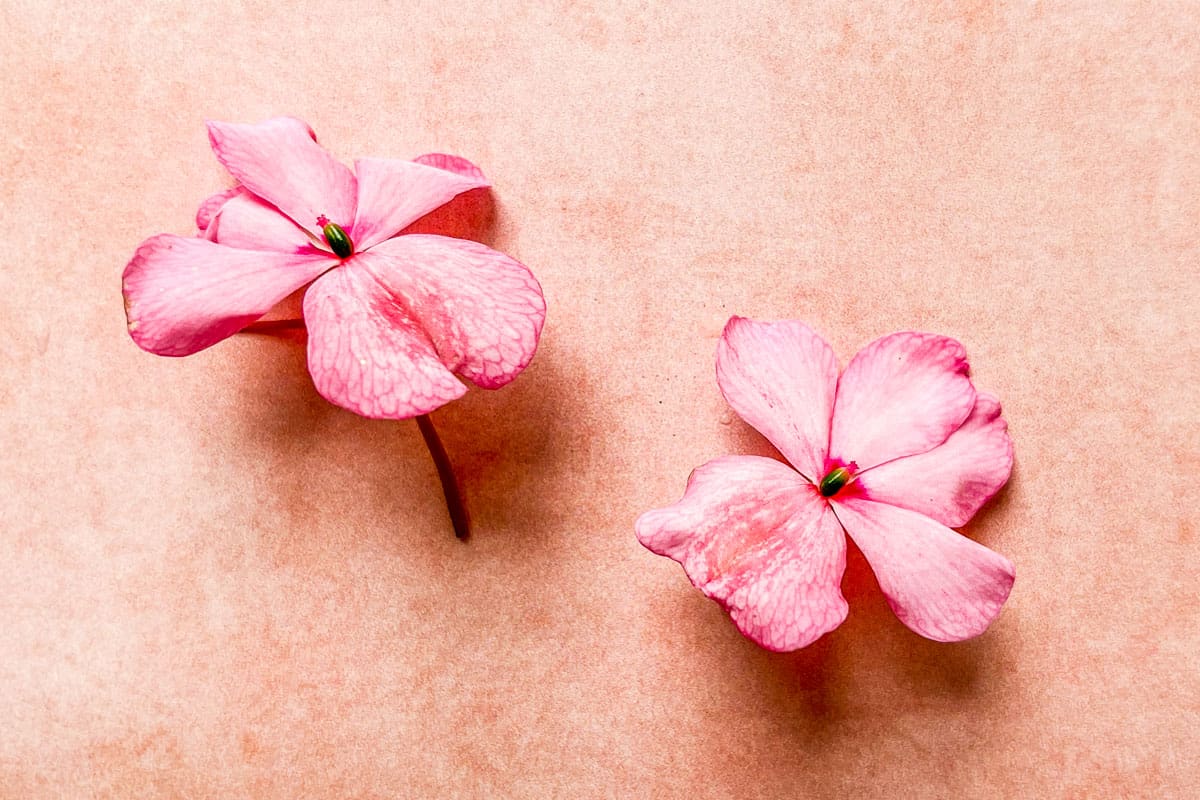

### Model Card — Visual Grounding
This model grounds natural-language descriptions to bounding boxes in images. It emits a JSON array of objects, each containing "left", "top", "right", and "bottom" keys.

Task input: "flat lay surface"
[{"left": 1, "top": 1, "right": 1197, "bottom": 797}]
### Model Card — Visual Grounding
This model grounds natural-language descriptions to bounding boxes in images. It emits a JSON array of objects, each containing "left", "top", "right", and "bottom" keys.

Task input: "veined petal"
[
  {"left": 351, "top": 157, "right": 490, "bottom": 251},
  {"left": 833, "top": 497, "right": 1014, "bottom": 642},
  {"left": 636, "top": 456, "right": 848, "bottom": 652},
  {"left": 207, "top": 117, "right": 357, "bottom": 237},
  {"left": 195, "top": 186, "right": 245, "bottom": 233},
  {"left": 207, "top": 191, "right": 325, "bottom": 255},
  {"left": 856, "top": 392, "right": 1014, "bottom": 528},
  {"left": 829, "top": 332, "right": 976, "bottom": 471},
  {"left": 715, "top": 317, "right": 839, "bottom": 481},
  {"left": 355, "top": 235, "right": 545, "bottom": 390},
  {"left": 302, "top": 262, "right": 467, "bottom": 419},
  {"left": 122, "top": 234, "right": 332, "bottom": 357}
]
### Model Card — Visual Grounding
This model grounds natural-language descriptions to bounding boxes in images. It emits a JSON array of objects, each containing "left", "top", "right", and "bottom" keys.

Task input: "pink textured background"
[{"left": 1, "top": 1, "right": 1197, "bottom": 797}]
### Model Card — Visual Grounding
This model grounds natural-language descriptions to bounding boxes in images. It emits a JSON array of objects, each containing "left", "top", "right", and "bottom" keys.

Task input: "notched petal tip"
[{"left": 830, "top": 330, "right": 977, "bottom": 472}]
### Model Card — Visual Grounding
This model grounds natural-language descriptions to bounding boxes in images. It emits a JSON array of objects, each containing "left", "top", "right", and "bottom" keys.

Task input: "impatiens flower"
[
  {"left": 635, "top": 317, "right": 1015, "bottom": 651},
  {"left": 122, "top": 116, "right": 546, "bottom": 421},
  {"left": 122, "top": 118, "right": 547, "bottom": 539}
]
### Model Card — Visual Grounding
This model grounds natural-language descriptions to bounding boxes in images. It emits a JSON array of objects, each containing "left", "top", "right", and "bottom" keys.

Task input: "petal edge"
[
  {"left": 715, "top": 317, "right": 839, "bottom": 481},
  {"left": 834, "top": 497, "right": 1015, "bottom": 642},
  {"left": 637, "top": 455, "right": 848, "bottom": 652}
]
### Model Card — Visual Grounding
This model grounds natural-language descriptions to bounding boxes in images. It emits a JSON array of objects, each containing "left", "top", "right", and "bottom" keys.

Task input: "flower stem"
[
  {"left": 415, "top": 414, "right": 469, "bottom": 541},
  {"left": 242, "top": 318, "right": 306, "bottom": 335}
]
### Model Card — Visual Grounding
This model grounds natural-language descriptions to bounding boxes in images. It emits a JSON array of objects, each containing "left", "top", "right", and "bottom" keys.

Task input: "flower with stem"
[{"left": 123, "top": 118, "right": 546, "bottom": 539}]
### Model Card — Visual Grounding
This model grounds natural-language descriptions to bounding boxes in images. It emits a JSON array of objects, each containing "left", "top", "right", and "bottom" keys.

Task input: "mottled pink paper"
[{"left": 1, "top": 2, "right": 1197, "bottom": 797}]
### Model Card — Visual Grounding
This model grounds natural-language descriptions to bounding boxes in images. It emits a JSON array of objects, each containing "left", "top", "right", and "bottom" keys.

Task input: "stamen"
[
  {"left": 819, "top": 466, "right": 852, "bottom": 498},
  {"left": 319, "top": 218, "right": 354, "bottom": 258}
]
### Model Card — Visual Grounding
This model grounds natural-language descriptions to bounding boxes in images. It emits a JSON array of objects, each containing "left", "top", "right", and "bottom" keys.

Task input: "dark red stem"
[
  {"left": 415, "top": 414, "right": 469, "bottom": 540},
  {"left": 241, "top": 318, "right": 306, "bottom": 335}
]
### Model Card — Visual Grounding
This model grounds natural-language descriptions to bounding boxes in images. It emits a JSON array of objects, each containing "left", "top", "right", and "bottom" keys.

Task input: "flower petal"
[
  {"left": 302, "top": 262, "right": 467, "bottom": 419},
  {"left": 833, "top": 497, "right": 1014, "bottom": 642},
  {"left": 354, "top": 235, "right": 545, "bottom": 389},
  {"left": 206, "top": 117, "right": 357, "bottom": 236},
  {"left": 206, "top": 191, "right": 325, "bottom": 255},
  {"left": 636, "top": 456, "right": 848, "bottom": 652},
  {"left": 122, "top": 234, "right": 333, "bottom": 357},
  {"left": 412, "top": 153, "right": 487, "bottom": 180},
  {"left": 351, "top": 157, "right": 491, "bottom": 251},
  {"left": 829, "top": 332, "right": 976, "bottom": 472},
  {"left": 195, "top": 186, "right": 244, "bottom": 233},
  {"left": 855, "top": 392, "right": 1014, "bottom": 527},
  {"left": 715, "top": 317, "right": 839, "bottom": 481}
]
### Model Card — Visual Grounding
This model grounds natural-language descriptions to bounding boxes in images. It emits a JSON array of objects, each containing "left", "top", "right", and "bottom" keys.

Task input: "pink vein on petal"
[
  {"left": 636, "top": 455, "right": 848, "bottom": 652},
  {"left": 715, "top": 317, "right": 839, "bottom": 482},
  {"left": 856, "top": 391, "right": 1014, "bottom": 528},
  {"left": 207, "top": 117, "right": 357, "bottom": 237},
  {"left": 830, "top": 331, "right": 976, "bottom": 472},
  {"left": 832, "top": 496, "right": 1015, "bottom": 642},
  {"left": 122, "top": 234, "right": 332, "bottom": 356},
  {"left": 351, "top": 157, "right": 491, "bottom": 251},
  {"left": 302, "top": 262, "right": 467, "bottom": 419},
  {"left": 356, "top": 234, "right": 546, "bottom": 389}
]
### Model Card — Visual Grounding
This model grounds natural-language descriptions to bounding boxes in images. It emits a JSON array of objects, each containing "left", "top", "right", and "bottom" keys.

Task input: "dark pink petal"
[
  {"left": 206, "top": 117, "right": 357, "bottom": 236},
  {"left": 636, "top": 456, "right": 848, "bottom": 652},
  {"left": 206, "top": 191, "right": 324, "bottom": 255},
  {"left": 829, "top": 332, "right": 976, "bottom": 472},
  {"left": 351, "top": 158, "right": 491, "bottom": 251},
  {"left": 833, "top": 497, "right": 1015, "bottom": 642},
  {"left": 715, "top": 317, "right": 839, "bottom": 481},
  {"left": 855, "top": 392, "right": 1014, "bottom": 527},
  {"left": 122, "top": 235, "right": 332, "bottom": 357},
  {"left": 195, "top": 186, "right": 245, "bottom": 233},
  {"left": 355, "top": 235, "right": 545, "bottom": 390},
  {"left": 302, "top": 263, "right": 467, "bottom": 419}
]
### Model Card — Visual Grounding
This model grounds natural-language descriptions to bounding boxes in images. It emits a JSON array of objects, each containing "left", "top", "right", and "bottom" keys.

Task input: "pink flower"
[
  {"left": 635, "top": 317, "right": 1016, "bottom": 651},
  {"left": 122, "top": 117, "right": 546, "bottom": 420}
]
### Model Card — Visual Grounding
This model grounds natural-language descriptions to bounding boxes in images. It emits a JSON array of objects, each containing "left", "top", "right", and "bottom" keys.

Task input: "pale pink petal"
[
  {"left": 355, "top": 235, "right": 545, "bottom": 389},
  {"left": 833, "top": 497, "right": 1014, "bottom": 642},
  {"left": 715, "top": 317, "right": 839, "bottom": 481},
  {"left": 302, "top": 263, "right": 467, "bottom": 419},
  {"left": 195, "top": 186, "right": 245, "bottom": 233},
  {"left": 206, "top": 117, "right": 357, "bottom": 236},
  {"left": 636, "top": 456, "right": 848, "bottom": 652},
  {"left": 411, "top": 153, "right": 487, "bottom": 180},
  {"left": 207, "top": 191, "right": 325, "bottom": 255},
  {"left": 855, "top": 392, "right": 1014, "bottom": 527},
  {"left": 351, "top": 158, "right": 490, "bottom": 251},
  {"left": 122, "top": 235, "right": 333, "bottom": 356},
  {"left": 829, "top": 332, "right": 976, "bottom": 472}
]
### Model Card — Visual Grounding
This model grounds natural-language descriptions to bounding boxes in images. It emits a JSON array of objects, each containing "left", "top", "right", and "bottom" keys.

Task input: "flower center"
[
  {"left": 819, "top": 466, "right": 852, "bottom": 498},
  {"left": 317, "top": 215, "right": 354, "bottom": 258}
]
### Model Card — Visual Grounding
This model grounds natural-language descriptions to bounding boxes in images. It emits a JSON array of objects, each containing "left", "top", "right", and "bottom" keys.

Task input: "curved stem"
[
  {"left": 241, "top": 318, "right": 306, "bottom": 335},
  {"left": 415, "top": 414, "right": 469, "bottom": 540}
]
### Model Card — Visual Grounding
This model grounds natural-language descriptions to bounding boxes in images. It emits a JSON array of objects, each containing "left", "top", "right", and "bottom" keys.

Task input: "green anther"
[
  {"left": 819, "top": 466, "right": 851, "bottom": 498},
  {"left": 322, "top": 221, "right": 354, "bottom": 258}
]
